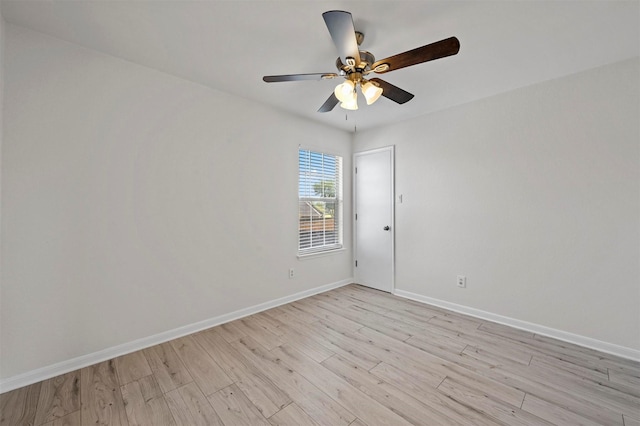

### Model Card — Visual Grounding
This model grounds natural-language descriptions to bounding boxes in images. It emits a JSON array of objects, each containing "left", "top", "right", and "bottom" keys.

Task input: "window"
[{"left": 298, "top": 149, "right": 343, "bottom": 254}]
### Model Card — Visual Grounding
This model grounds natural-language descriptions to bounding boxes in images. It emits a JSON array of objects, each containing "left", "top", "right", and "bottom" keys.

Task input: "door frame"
[{"left": 353, "top": 145, "right": 395, "bottom": 293}]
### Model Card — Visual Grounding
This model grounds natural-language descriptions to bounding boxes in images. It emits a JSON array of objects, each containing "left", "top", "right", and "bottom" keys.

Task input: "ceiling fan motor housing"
[{"left": 336, "top": 50, "right": 376, "bottom": 75}]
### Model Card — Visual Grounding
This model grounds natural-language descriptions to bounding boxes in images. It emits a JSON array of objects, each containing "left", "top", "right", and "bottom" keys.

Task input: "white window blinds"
[{"left": 298, "top": 149, "right": 343, "bottom": 254}]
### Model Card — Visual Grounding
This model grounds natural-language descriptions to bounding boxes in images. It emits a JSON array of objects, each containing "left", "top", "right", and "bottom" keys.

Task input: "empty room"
[{"left": 0, "top": 1, "right": 638, "bottom": 425}]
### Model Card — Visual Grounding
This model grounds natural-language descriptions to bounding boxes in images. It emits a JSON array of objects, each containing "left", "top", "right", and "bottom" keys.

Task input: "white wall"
[
  {"left": 355, "top": 58, "right": 640, "bottom": 352},
  {"left": 0, "top": 24, "right": 353, "bottom": 381}
]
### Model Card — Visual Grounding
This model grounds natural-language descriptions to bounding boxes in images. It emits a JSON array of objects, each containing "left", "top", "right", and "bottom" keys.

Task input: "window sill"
[{"left": 297, "top": 247, "right": 346, "bottom": 260}]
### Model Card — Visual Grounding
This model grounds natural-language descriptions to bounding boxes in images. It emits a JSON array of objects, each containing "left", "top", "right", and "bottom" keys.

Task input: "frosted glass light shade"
[
  {"left": 334, "top": 80, "right": 356, "bottom": 103},
  {"left": 362, "top": 80, "right": 383, "bottom": 105},
  {"left": 340, "top": 99, "right": 358, "bottom": 110}
]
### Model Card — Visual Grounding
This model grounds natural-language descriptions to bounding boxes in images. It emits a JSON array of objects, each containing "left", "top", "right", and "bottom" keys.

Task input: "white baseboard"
[
  {"left": 0, "top": 279, "right": 352, "bottom": 394},
  {"left": 393, "top": 289, "right": 640, "bottom": 362}
]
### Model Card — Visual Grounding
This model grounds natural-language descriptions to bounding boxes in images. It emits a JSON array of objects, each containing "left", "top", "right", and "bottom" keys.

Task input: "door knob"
[{"left": 383, "top": 226, "right": 390, "bottom": 231}]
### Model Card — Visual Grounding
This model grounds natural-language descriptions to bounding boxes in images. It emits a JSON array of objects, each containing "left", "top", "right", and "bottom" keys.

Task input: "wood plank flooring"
[{"left": 1, "top": 284, "right": 639, "bottom": 425}]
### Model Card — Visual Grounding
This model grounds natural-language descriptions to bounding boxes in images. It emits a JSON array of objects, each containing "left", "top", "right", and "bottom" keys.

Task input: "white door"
[{"left": 354, "top": 146, "right": 394, "bottom": 292}]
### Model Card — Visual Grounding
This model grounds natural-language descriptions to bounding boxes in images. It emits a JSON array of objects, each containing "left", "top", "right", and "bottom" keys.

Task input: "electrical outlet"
[
  {"left": 289, "top": 268, "right": 295, "bottom": 279},
  {"left": 457, "top": 275, "right": 466, "bottom": 288}
]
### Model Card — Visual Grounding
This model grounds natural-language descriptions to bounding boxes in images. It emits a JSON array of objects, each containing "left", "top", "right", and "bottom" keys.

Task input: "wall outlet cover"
[{"left": 457, "top": 275, "right": 466, "bottom": 288}]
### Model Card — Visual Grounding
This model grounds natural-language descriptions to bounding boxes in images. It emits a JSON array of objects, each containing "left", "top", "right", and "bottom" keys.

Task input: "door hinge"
[
  {"left": 355, "top": 167, "right": 357, "bottom": 174},
  {"left": 355, "top": 213, "right": 357, "bottom": 220},
  {"left": 355, "top": 260, "right": 358, "bottom": 267}
]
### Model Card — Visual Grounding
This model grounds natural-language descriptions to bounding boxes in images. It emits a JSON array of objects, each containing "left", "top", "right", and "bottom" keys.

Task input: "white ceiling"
[{"left": 2, "top": 1, "right": 639, "bottom": 133}]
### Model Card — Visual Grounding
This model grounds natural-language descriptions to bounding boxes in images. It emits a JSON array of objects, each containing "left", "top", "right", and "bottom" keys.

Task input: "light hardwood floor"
[{"left": 1, "top": 284, "right": 639, "bottom": 425}]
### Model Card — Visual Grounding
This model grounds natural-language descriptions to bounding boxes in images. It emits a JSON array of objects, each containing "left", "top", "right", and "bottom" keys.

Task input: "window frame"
[{"left": 297, "top": 147, "right": 343, "bottom": 256}]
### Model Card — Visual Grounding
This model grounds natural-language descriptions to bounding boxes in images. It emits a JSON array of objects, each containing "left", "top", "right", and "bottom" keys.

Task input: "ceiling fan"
[{"left": 263, "top": 10, "right": 460, "bottom": 113}]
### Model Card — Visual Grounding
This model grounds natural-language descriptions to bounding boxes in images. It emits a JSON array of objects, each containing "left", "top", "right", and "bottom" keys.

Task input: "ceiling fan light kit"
[
  {"left": 333, "top": 75, "right": 382, "bottom": 110},
  {"left": 263, "top": 10, "right": 460, "bottom": 113}
]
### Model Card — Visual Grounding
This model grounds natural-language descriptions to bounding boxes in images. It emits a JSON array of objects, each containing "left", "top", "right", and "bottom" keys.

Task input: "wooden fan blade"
[
  {"left": 322, "top": 11, "right": 360, "bottom": 64},
  {"left": 372, "top": 37, "right": 460, "bottom": 74},
  {"left": 369, "top": 78, "right": 414, "bottom": 104},
  {"left": 318, "top": 93, "right": 339, "bottom": 113},
  {"left": 263, "top": 73, "right": 338, "bottom": 82}
]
